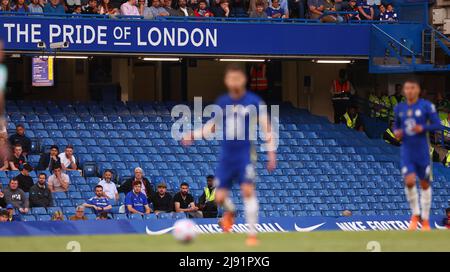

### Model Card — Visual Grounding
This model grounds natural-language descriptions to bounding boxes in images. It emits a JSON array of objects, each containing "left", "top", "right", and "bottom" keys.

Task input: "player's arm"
[
  {"left": 413, "top": 103, "right": 442, "bottom": 133},
  {"left": 181, "top": 119, "right": 216, "bottom": 146},
  {"left": 259, "top": 110, "right": 277, "bottom": 172}
]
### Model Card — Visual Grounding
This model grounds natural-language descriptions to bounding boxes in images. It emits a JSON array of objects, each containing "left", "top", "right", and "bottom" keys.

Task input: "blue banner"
[
  {"left": 0, "top": 16, "right": 372, "bottom": 56},
  {"left": 0, "top": 215, "right": 446, "bottom": 237}
]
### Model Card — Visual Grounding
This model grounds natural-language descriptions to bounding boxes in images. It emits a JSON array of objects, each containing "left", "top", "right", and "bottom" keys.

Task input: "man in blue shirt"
[
  {"left": 393, "top": 78, "right": 441, "bottom": 231},
  {"left": 83, "top": 185, "right": 112, "bottom": 215},
  {"left": 357, "top": 0, "right": 374, "bottom": 20},
  {"left": 43, "top": 0, "right": 66, "bottom": 13},
  {"left": 124, "top": 180, "right": 151, "bottom": 215}
]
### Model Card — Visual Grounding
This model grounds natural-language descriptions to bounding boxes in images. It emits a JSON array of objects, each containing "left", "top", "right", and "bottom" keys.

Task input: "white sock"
[
  {"left": 244, "top": 196, "right": 259, "bottom": 236},
  {"left": 223, "top": 197, "right": 236, "bottom": 213},
  {"left": 420, "top": 187, "right": 432, "bottom": 221},
  {"left": 404, "top": 186, "right": 420, "bottom": 216}
]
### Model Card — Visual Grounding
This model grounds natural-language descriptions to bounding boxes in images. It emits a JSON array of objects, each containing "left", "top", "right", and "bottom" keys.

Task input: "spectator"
[
  {"left": 118, "top": 167, "right": 153, "bottom": 198},
  {"left": 248, "top": 0, "right": 267, "bottom": 14},
  {"left": 377, "top": 3, "right": 385, "bottom": 20},
  {"left": 137, "top": 0, "right": 153, "bottom": 18},
  {"left": 58, "top": 145, "right": 77, "bottom": 171},
  {"left": 193, "top": 0, "right": 213, "bottom": 17},
  {"left": 1, "top": 179, "right": 29, "bottom": 213},
  {"left": 340, "top": 105, "right": 364, "bottom": 131},
  {"left": 37, "top": 145, "right": 61, "bottom": 171},
  {"left": 380, "top": 3, "right": 397, "bottom": 21},
  {"left": 163, "top": 0, "right": 177, "bottom": 16},
  {"left": 249, "top": 1, "right": 266, "bottom": 18},
  {"left": 443, "top": 208, "right": 450, "bottom": 229},
  {"left": 198, "top": 175, "right": 218, "bottom": 218},
  {"left": 0, "top": 0, "right": 11, "bottom": 11},
  {"left": 383, "top": 121, "right": 401, "bottom": 146},
  {"left": 176, "top": 0, "right": 194, "bottom": 16},
  {"left": 29, "top": 173, "right": 53, "bottom": 208},
  {"left": 43, "top": 0, "right": 65, "bottom": 13},
  {"left": 120, "top": 0, "right": 139, "bottom": 16},
  {"left": 98, "top": 170, "right": 119, "bottom": 203},
  {"left": 149, "top": 0, "right": 169, "bottom": 17},
  {"left": 97, "top": 211, "right": 111, "bottom": 220},
  {"left": 82, "top": 0, "right": 99, "bottom": 14},
  {"left": 0, "top": 209, "right": 8, "bottom": 222},
  {"left": 0, "top": 185, "right": 5, "bottom": 208},
  {"left": 342, "top": 210, "right": 352, "bottom": 216},
  {"left": 6, "top": 204, "right": 21, "bottom": 221},
  {"left": 322, "top": 0, "right": 341, "bottom": 22},
  {"left": 0, "top": 136, "right": 8, "bottom": 171},
  {"left": 51, "top": 210, "right": 64, "bottom": 221},
  {"left": 12, "top": 0, "right": 29, "bottom": 12},
  {"left": 99, "top": 0, "right": 118, "bottom": 15},
  {"left": 268, "top": 0, "right": 288, "bottom": 18},
  {"left": 48, "top": 164, "right": 70, "bottom": 192},
  {"left": 125, "top": 180, "right": 151, "bottom": 215},
  {"left": 357, "top": 0, "right": 374, "bottom": 20},
  {"left": 69, "top": 205, "right": 87, "bottom": 221},
  {"left": 28, "top": 0, "right": 43, "bottom": 13},
  {"left": 72, "top": 4, "right": 81, "bottom": 13},
  {"left": 211, "top": 0, "right": 230, "bottom": 17},
  {"left": 266, "top": 0, "right": 286, "bottom": 18},
  {"left": 174, "top": 182, "right": 202, "bottom": 218},
  {"left": 65, "top": 0, "right": 81, "bottom": 12},
  {"left": 307, "top": 0, "right": 324, "bottom": 20},
  {"left": 187, "top": 0, "right": 197, "bottom": 9},
  {"left": 150, "top": 182, "right": 174, "bottom": 214},
  {"left": 8, "top": 124, "right": 31, "bottom": 157},
  {"left": 9, "top": 144, "right": 26, "bottom": 171},
  {"left": 14, "top": 163, "right": 34, "bottom": 192},
  {"left": 345, "top": 0, "right": 360, "bottom": 21},
  {"left": 83, "top": 185, "right": 112, "bottom": 215}
]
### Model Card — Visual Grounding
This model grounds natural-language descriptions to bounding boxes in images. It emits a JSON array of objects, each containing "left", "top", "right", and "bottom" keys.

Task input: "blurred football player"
[
  {"left": 182, "top": 64, "right": 277, "bottom": 246},
  {"left": 0, "top": 41, "right": 9, "bottom": 163},
  {"left": 393, "top": 78, "right": 441, "bottom": 231}
]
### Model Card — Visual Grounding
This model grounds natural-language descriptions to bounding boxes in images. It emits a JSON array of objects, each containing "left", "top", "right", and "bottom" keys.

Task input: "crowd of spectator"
[{"left": 0, "top": 0, "right": 399, "bottom": 22}]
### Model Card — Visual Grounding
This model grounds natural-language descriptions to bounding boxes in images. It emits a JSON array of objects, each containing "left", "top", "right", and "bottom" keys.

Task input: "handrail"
[
  {"left": 372, "top": 24, "right": 416, "bottom": 55},
  {"left": 426, "top": 24, "right": 450, "bottom": 43}
]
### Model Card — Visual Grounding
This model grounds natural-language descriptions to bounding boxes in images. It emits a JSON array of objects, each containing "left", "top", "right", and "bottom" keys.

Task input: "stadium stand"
[{"left": 3, "top": 100, "right": 449, "bottom": 221}]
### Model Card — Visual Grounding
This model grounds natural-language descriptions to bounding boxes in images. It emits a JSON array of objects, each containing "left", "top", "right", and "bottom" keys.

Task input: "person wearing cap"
[
  {"left": 29, "top": 173, "right": 53, "bottom": 208},
  {"left": 98, "top": 169, "right": 119, "bottom": 203},
  {"left": 58, "top": 145, "right": 77, "bottom": 171},
  {"left": 69, "top": 206, "right": 87, "bottom": 221},
  {"left": 5, "top": 204, "right": 22, "bottom": 221},
  {"left": 8, "top": 124, "right": 31, "bottom": 156},
  {"left": 48, "top": 163, "right": 70, "bottom": 192},
  {"left": 150, "top": 182, "right": 174, "bottom": 214},
  {"left": 37, "top": 145, "right": 61, "bottom": 171},
  {"left": 118, "top": 167, "right": 153, "bottom": 198},
  {"left": 1, "top": 179, "right": 28, "bottom": 214},
  {"left": 14, "top": 163, "right": 34, "bottom": 192},
  {"left": 198, "top": 175, "right": 218, "bottom": 218}
]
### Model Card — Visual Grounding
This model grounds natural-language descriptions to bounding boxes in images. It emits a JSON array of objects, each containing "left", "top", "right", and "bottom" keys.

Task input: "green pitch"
[{"left": 0, "top": 230, "right": 449, "bottom": 252}]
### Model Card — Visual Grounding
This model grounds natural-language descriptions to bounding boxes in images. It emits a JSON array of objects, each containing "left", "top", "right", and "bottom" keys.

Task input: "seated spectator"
[
  {"left": 65, "top": 0, "right": 81, "bottom": 12},
  {"left": 6, "top": 204, "right": 21, "bottom": 221},
  {"left": 1, "top": 179, "right": 29, "bottom": 214},
  {"left": 249, "top": 1, "right": 266, "bottom": 18},
  {"left": 379, "top": 3, "right": 397, "bottom": 21},
  {"left": 357, "top": 0, "right": 374, "bottom": 20},
  {"left": 174, "top": 182, "right": 202, "bottom": 218},
  {"left": 150, "top": 182, "right": 174, "bottom": 214},
  {"left": 177, "top": 0, "right": 194, "bottom": 16},
  {"left": 48, "top": 164, "right": 70, "bottom": 192},
  {"left": 149, "top": 0, "right": 169, "bottom": 17},
  {"left": 0, "top": 137, "right": 8, "bottom": 171},
  {"left": 98, "top": 170, "right": 119, "bottom": 203},
  {"left": 307, "top": 0, "right": 324, "bottom": 20},
  {"left": 12, "top": 0, "right": 28, "bottom": 12},
  {"left": 14, "top": 163, "right": 34, "bottom": 192},
  {"left": 0, "top": 209, "right": 9, "bottom": 222},
  {"left": 51, "top": 210, "right": 64, "bottom": 221},
  {"left": 125, "top": 180, "right": 151, "bottom": 215},
  {"left": 97, "top": 211, "right": 112, "bottom": 220},
  {"left": 82, "top": 0, "right": 99, "bottom": 14},
  {"left": 138, "top": 0, "right": 153, "bottom": 18},
  {"left": 194, "top": 0, "right": 213, "bottom": 17},
  {"left": 0, "top": 0, "right": 11, "bottom": 11},
  {"left": 198, "top": 175, "right": 218, "bottom": 218},
  {"left": 69, "top": 205, "right": 87, "bottom": 221},
  {"left": 268, "top": 0, "right": 288, "bottom": 18},
  {"left": 377, "top": 3, "right": 385, "bottom": 20},
  {"left": 248, "top": 0, "right": 267, "bottom": 14},
  {"left": 8, "top": 124, "right": 31, "bottom": 157},
  {"left": 9, "top": 144, "right": 26, "bottom": 171},
  {"left": 443, "top": 208, "right": 450, "bottom": 229},
  {"left": 0, "top": 185, "right": 6, "bottom": 208},
  {"left": 58, "top": 145, "right": 77, "bottom": 171},
  {"left": 118, "top": 167, "right": 153, "bottom": 198},
  {"left": 28, "top": 0, "right": 43, "bottom": 13},
  {"left": 163, "top": 0, "right": 177, "bottom": 16},
  {"left": 266, "top": 0, "right": 286, "bottom": 18},
  {"left": 211, "top": 0, "right": 230, "bottom": 17},
  {"left": 29, "top": 173, "right": 53, "bottom": 208},
  {"left": 321, "top": 0, "right": 341, "bottom": 22},
  {"left": 340, "top": 105, "right": 364, "bottom": 131},
  {"left": 99, "top": 0, "right": 118, "bottom": 15},
  {"left": 345, "top": 0, "right": 360, "bottom": 21},
  {"left": 383, "top": 121, "right": 401, "bottom": 146},
  {"left": 72, "top": 4, "right": 81, "bottom": 13},
  {"left": 38, "top": 145, "right": 61, "bottom": 171},
  {"left": 43, "top": 0, "right": 65, "bottom": 13},
  {"left": 83, "top": 185, "right": 112, "bottom": 215},
  {"left": 120, "top": 0, "right": 139, "bottom": 16},
  {"left": 187, "top": 0, "right": 197, "bottom": 9}
]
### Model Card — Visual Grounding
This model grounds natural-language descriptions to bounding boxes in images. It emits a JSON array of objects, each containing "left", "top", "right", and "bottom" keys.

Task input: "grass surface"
[{"left": 0, "top": 230, "right": 448, "bottom": 252}]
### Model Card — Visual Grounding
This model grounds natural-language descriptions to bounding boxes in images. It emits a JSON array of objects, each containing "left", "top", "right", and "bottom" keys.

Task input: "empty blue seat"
[
  {"left": 31, "top": 207, "right": 47, "bottom": 215},
  {"left": 37, "top": 215, "right": 51, "bottom": 221}
]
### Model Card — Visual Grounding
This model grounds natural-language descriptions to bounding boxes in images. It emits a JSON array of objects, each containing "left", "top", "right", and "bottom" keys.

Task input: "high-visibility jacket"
[
  {"left": 331, "top": 80, "right": 351, "bottom": 100},
  {"left": 380, "top": 95, "right": 391, "bottom": 119},
  {"left": 384, "top": 128, "right": 400, "bottom": 145},
  {"left": 369, "top": 94, "right": 381, "bottom": 118},
  {"left": 445, "top": 150, "right": 450, "bottom": 167},
  {"left": 203, "top": 187, "right": 215, "bottom": 202},
  {"left": 343, "top": 112, "right": 358, "bottom": 129},
  {"left": 441, "top": 117, "right": 449, "bottom": 137},
  {"left": 249, "top": 64, "right": 268, "bottom": 91}
]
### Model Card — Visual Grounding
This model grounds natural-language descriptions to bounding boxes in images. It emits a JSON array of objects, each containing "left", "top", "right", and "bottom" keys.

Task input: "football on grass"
[{"left": 172, "top": 219, "right": 197, "bottom": 243}]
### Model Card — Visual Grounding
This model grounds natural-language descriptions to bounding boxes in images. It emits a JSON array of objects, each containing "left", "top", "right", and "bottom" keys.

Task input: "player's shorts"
[
  {"left": 214, "top": 158, "right": 256, "bottom": 190},
  {"left": 400, "top": 158, "right": 432, "bottom": 181}
]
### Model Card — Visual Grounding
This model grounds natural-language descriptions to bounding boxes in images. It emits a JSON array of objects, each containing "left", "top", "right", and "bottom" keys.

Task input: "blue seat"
[
  {"left": 37, "top": 215, "right": 51, "bottom": 221},
  {"left": 47, "top": 207, "right": 62, "bottom": 214},
  {"left": 115, "top": 214, "right": 128, "bottom": 220},
  {"left": 31, "top": 207, "right": 47, "bottom": 215},
  {"left": 53, "top": 192, "right": 67, "bottom": 200},
  {"left": 129, "top": 214, "right": 143, "bottom": 220},
  {"left": 144, "top": 214, "right": 158, "bottom": 220},
  {"left": 22, "top": 215, "right": 37, "bottom": 221}
]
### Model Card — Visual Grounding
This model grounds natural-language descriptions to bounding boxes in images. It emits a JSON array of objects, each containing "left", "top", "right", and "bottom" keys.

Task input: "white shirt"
[
  {"left": 98, "top": 179, "right": 118, "bottom": 201},
  {"left": 58, "top": 153, "right": 76, "bottom": 169},
  {"left": 48, "top": 173, "right": 70, "bottom": 192},
  {"left": 180, "top": 7, "right": 188, "bottom": 16},
  {"left": 120, "top": 1, "right": 139, "bottom": 15}
]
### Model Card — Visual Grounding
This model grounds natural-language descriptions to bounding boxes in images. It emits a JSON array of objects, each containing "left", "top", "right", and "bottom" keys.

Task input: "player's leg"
[
  {"left": 240, "top": 182, "right": 259, "bottom": 246},
  {"left": 403, "top": 167, "right": 420, "bottom": 230},
  {"left": 417, "top": 165, "right": 432, "bottom": 231},
  {"left": 214, "top": 164, "right": 235, "bottom": 233}
]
